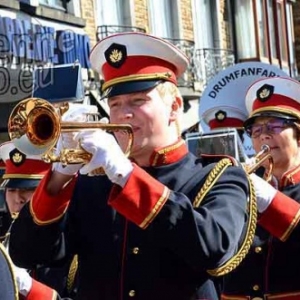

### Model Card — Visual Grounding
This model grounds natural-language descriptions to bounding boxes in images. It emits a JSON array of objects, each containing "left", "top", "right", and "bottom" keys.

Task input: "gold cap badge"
[
  {"left": 256, "top": 84, "right": 274, "bottom": 102},
  {"left": 9, "top": 149, "right": 26, "bottom": 166},
  {"left": 215, "top": 110, "right": 227, "bottom": 122},
  {"left": 104, "top": 43, "right": 127, "bottom": 68}
]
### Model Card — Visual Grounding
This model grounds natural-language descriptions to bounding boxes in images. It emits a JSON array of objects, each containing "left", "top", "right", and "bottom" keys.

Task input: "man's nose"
[{"left": 120, "top": 105, "right": 133, "bottom": 120}]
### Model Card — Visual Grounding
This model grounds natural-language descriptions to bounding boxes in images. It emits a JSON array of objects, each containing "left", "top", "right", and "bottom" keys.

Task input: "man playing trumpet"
[{"left": 8, "top": 32, "right": 254, "bottom": 299}]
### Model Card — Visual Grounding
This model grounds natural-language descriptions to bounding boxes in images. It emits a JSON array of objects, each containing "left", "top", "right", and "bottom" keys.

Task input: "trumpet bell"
[
  {"left": 8, "top": 98, "right": 60, "bottom": 156},
  {"left": 8, "top": 97, "right": 134, "bottom": 165}
]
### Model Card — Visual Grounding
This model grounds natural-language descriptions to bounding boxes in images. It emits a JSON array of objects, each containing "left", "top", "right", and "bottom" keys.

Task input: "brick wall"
[
  {"left": 293, "top": 1, "right": 300, "bottom": 73},
  {"left": 133, "top": 0, "right": 149, "bottom": 32},
  {"left": 179, "top": 0, "right": 194, "bottom": 41},
  {"left": 219, "top": 0, "right": 232, "bottom": 50},
  {"left": 80, "top": 0, "right": 97, "bottom": 48},
  {"left": 133, "top": 0, "right": 195, "bottom": 40},
  {"left": 178, "top": 0, "right": 231, "bottom": 48}
]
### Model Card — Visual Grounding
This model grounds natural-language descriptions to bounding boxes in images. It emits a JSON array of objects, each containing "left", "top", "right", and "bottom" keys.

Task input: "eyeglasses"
[{"left": 245, "top": 119, "right": 295, "bottom": 138}]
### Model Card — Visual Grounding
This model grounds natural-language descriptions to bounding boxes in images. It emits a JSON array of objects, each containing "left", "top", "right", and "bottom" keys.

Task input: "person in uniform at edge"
[
  {"left": 0, "top": 141, "right": 76, "bottom": 300},
  {"left": 0, "top": 159, "right": 9, "bottom": 240},
  {"left": 9, "top": 32, "right": 253, "bottom": 300},
  {"left": 222, "top": 76, "right": 300, "bottom": 300},
  {"left": 0, "top": 242, "right": 66, "bottom": 300},
  {"left": 0, "top": 141, "right": 50, "bottom": 241},
  {"left": 0, "top": 229, "right": 19, "bottom": 300},
  {"left": 0, "top": 142, "right": 49, "bottom": 213}
]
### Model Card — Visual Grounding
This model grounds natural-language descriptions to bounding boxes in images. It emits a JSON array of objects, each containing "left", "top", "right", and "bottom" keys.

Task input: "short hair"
[
  {"left": 293, "top": 122, "right": 300, "bottom": 140},
  {"left": 156, "top": 81, "right": 183, "bottom": 136},
  {"left": 156, "top": 81, "right": 182, "bottom": 108}
]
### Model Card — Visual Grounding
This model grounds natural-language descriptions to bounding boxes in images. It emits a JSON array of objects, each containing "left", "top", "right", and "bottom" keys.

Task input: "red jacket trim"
[
  {"left": 30, "top": 170, "right": 77, "bottom": 225},
  {"left": 109, "top": 164, "right": 170, "bottom": 229},
  {"left": 280, "top": 164, "right": 300, "bottom": 188},
  {"left": 149, "top": 139, "right": 188, "bottom": 166},
  {"left": 26, "top": 279, "right": 57, "bottom": 300},
  {"left": 258, "top": 191, "right": 300, "bottom": 241}
]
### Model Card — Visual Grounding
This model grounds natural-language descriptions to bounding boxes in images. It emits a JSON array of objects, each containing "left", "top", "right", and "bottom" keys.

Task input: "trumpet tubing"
[
  {"left": 243, "top": 144, "right": 273, "bottom": 182},
  {"left": 8, "top": 97, "right": 134, "bottom": 165}
]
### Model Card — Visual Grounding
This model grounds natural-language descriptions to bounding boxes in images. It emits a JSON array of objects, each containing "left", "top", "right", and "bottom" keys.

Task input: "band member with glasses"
[
  {"left": 8, "top": 32, "right": 254, "bottom": 300},
  {"left": 222, "top": 76, "right": 300, "bottom": 300}
]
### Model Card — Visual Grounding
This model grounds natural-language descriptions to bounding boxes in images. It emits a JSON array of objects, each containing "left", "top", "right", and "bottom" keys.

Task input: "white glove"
[
  {"left": 52, "top": 104, "right": 98, "bottom": 176},
  {"left": 14, "top": 264, "right": 32, "bottom": 296},
  {"left": 250, "top": 173, "right": 277, "bottom": 213},
  {"left": 245, "top": 156, "right": 257, "bottom": 166},
  {"left": 76, "top": 130, "right": 133, "bottom": 187}
]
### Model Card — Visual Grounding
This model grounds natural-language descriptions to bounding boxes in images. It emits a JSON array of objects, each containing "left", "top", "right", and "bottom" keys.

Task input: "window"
[
  {"left": 38, "top": 0, "right": 81, "bottom": 16},
  {"left": 96, "top": 0, "right": 124, "bottom": 26},
  {"left": 192, "top": 0, "right": 214, "bottom": 49},
  {"left": 285, "top": 1, "right": 297, "bottom": 77},
  {"left": 266, "top": 0, "right": 277, "bottom": 59},
  {"left": 276, "top": 1, "right": 288, "bottom": 62},
  {"left": 256, "top": 0, "right": 268, "bottom": 57},
  {"left": 235, "top": 0, "right": 294, "bottom": 76},
  {"left": 95, "top": 0, "right": 135, "bottom": 40},
  {"left": 234, "top": 0, "right": 256, "bottom": 58},
  {"left": 148, "top": 0, "right": 174, "bottom": 38},
  {"left": 39, "top": 0, "right": 65, "bottom": 10}
]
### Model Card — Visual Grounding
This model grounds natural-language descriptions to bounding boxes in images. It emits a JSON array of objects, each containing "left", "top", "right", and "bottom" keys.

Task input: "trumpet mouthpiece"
[{"left": 261, "top": 144, "right": 270, "bottom": 152}]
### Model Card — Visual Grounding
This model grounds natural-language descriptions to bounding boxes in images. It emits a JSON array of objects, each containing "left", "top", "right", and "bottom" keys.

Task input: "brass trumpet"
[
  {"left": 243, "top": 144, "right": 273, "bottom": 182},
  {"left": 8, "top": 97, "right": 134, "bottom": 166}
]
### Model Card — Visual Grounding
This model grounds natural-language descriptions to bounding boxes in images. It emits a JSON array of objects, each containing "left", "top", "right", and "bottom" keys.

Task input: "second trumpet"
[{"left": 243, "top": 144, "right": 273, "bottom": 182}]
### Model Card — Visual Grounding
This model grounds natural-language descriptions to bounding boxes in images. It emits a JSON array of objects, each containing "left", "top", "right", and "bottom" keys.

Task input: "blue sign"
[
  {"left": 0, "top": 15, "right": 91, "bottom": 68},
  {"left": 32, "top": 64, "right": 85, "bottom": 103}
]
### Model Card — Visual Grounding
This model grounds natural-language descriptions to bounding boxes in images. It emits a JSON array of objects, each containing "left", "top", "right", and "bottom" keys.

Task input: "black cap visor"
[
  {"left": 244, "top": 111, "right": 299, "bottom": 128},
  {"left": 101, "top": 80, "right": 163, "bottom": 99},
  {"left": 5, "top": 179, "right": 41, "bottom": 189}
]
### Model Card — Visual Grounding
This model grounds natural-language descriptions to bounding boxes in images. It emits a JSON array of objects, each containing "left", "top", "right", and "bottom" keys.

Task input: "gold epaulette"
[{"left": 193, "top": 158, "right": 257, "bottom": 276}]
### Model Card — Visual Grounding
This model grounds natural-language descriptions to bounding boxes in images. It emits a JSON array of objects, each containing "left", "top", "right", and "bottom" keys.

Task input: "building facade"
[
  {"left": 91, "top": 0, "right": 298, "bottom": 131},
  {"left": 294, "top": 0, "right": 300, "bottom": 74},
  {"left": 0, "top": 0, "right": 298, "bottom": 141}
]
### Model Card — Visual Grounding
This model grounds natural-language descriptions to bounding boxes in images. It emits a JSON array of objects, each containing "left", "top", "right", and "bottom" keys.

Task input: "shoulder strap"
[{"left": 193, "top": 158, "right": 257, "bottom": 277}]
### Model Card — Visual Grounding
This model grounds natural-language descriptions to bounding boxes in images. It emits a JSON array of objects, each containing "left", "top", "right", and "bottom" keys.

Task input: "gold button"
[
  {"left": 254, "top": 247, "right": 262, "bottom": 253},
  {"left": 128, "top": 290, "right": 136, "bottom": 297},
  {"left": 252, "top": 284, "right": 260, "bottom": 291},
  {"left": 132, "top": 247, "right": 139, "bottom": 255}
]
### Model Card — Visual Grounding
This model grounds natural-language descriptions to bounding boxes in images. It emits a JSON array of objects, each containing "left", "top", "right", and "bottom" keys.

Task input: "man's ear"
[{"left": 170, "top": 97, "right": 182, "bottom": 120}]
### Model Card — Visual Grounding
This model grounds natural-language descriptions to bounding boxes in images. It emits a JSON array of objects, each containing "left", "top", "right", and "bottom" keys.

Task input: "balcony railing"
[
  {"left": 162, "top": 38, "right": 196, "bottom": 89},
  {"left": 157, "top": 39, "right": 235, "bottom": 90},
  {"left": 95, "top": 27, "right": 236, "bottom": 93},
  {"left": 194, "top": 48, "right": 235, "bottom": 87},
  {"left": 96, "top": 25, "right": 146, "bottom": 41}
]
